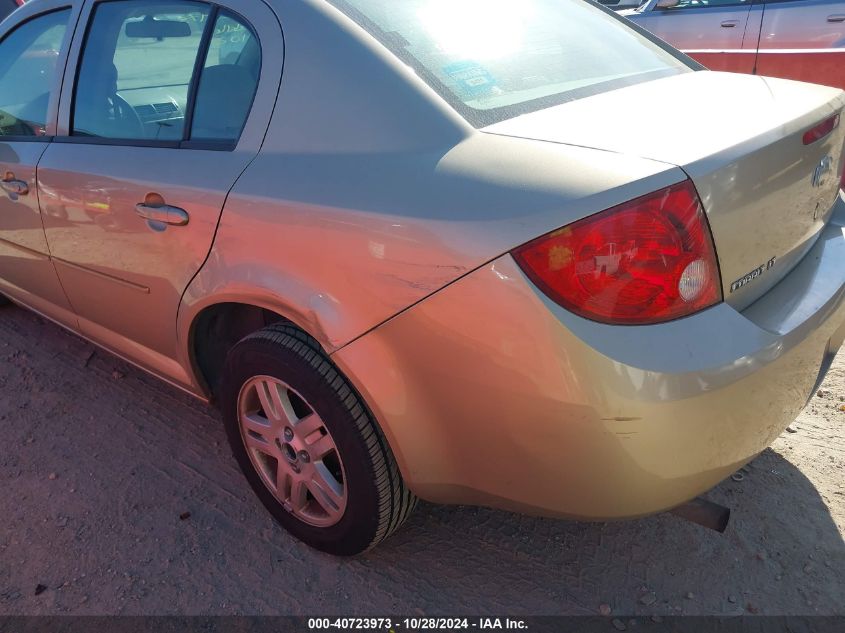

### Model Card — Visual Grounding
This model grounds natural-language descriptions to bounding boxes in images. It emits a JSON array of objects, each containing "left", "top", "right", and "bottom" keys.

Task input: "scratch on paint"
[{"left": 602, "top": 416, "right": 643, "bottom": 422}]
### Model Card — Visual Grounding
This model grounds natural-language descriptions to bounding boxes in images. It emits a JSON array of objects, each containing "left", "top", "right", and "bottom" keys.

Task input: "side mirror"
[{"left": 655, "top": 0, "right": 680, "bottom": 8}]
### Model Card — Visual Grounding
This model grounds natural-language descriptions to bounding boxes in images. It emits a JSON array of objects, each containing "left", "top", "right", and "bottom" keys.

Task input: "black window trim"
[
  {"left": 51, "top": 135, "right": 237, "bottom": 150},
  {"left": 59, "top": 0, "right": 258, "bottom": 152},
  {"left": 181, "top": 3, "right": 219, "bottom": 144},
  {"left": 0, "top": 6, "right": 74, "bottom": 144}
]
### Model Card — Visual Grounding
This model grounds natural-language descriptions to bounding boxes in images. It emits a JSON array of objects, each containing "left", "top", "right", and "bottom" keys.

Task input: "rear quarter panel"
[{"left": 179, "top": 134, "right": 684, "bottom": 357}]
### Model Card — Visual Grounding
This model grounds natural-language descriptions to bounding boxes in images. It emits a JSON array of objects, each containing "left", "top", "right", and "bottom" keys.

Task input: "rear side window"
[
  {"left": 71, "top": 0, "right": 259, "bottom": 146},
  {"left": 191, "top": 10, "right": 260, "bottom": 141},
  {"left": 72, "top": 0, "right": 209, "bottom": 140},
  {"left": 0, "top": 9, "right": 70, "bottom": 137},
  {"left": 327, "top": 0, "right": 691, "bottom": 127}
]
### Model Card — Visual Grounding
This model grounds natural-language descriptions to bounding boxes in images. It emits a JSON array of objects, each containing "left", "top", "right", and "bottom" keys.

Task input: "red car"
[
  {"left": 623, "top": 0, "right": 845, "bottom": 90},
  {"left": 0, "top": 0, "right": 25, "bottom": 22}
]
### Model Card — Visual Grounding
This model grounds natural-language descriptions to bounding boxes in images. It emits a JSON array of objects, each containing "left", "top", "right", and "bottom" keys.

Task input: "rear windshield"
[{"left": 326, "top": 0, "right": 692, "bottom": 127}]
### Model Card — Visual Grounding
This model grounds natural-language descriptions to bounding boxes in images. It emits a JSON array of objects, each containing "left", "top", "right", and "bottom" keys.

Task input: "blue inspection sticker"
[{"left": 442, "top": 61, "right": 497, "bottom": 98}]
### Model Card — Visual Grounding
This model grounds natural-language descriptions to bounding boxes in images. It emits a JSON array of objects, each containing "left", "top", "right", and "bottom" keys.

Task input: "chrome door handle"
[
  {"left": 134, "top": 202, "right": 190, "bottom": 226},
  {"left": 828, "top": 14, "right": 845, "bottom": 22},
  {"left": 1, "top": 179, "right": 28, "bottom": 195},
  {"left": 720, "top": 20, "right": 739, "bottom": 28}
]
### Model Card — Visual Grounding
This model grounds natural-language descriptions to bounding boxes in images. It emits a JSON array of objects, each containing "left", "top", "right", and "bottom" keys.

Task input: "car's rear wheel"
[{"left": 219, "top": 323, "right": 416, "bottom": 555}]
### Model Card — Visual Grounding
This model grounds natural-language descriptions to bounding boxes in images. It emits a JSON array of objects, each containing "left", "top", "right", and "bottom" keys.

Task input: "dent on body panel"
[{"left": 184, "top": 180, "right": 474, "bottom": 351}]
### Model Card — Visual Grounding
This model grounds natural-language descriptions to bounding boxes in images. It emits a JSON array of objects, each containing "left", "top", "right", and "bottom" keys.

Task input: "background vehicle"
[
  {"left": 0, "top": 0, "right": 25, "bottom": 23},
  {"left": 623, "top": 0, "right": 845, "bottom": 89},
  {"left": 1, "top": 0, "right": 844, "bottom": 556}
]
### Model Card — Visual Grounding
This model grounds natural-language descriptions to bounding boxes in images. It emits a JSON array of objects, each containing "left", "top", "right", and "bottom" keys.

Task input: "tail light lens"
[
  {"left": 512, "top": 180, "right": 722, "bottom": 325},
  {"left": 803, "top": 114, "right": 839, "bottom": 145}
]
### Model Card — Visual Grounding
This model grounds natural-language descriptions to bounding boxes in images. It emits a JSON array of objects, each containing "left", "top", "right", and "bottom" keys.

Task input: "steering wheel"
[{"left": 110, "top": 93, "right": 145, "bottom": 138}]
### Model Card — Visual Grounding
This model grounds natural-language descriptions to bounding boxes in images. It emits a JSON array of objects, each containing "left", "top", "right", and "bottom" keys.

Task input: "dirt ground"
[{"left": 0, "top": 305, "right": 843, "bottom": 616}]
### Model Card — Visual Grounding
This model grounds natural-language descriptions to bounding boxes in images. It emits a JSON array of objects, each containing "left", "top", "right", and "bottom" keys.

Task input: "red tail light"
[
  {"left": 803, "top": 114, "right": 839, "bottom": 145},
  {"left": 512, "top": 180, "right": 722, "bottom": 325}
]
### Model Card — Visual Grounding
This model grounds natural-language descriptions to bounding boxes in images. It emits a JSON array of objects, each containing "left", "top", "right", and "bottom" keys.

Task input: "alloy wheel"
[{"left": 237, "top": 376, "right": 347, "bottom": 527}]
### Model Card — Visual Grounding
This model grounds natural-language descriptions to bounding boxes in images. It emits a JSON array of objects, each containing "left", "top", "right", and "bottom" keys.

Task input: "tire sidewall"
[{"left": 220, "top": 336, "right": 382, "bottom": 556}]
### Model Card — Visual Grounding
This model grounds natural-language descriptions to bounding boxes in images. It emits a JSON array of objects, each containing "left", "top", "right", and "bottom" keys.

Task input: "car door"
[
  {"left": 630, "top": 0, "right": 757, "bottom": 73},
  {"left": 38, "top": 0, "right": 282, "bottom": 388},
  {"left": 755, "top": 0, "right": 845, "bottom": 89},
  {"left": 0, "top": 1, "right": 79, "bottom": 324}
]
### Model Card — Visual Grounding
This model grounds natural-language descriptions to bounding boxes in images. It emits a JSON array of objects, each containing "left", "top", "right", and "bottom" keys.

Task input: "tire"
[
  {"left": 219, "top": 323, "right": 416, "bottom": 555},
  {"left": 0, "top": 294, "right": 10, "bottom": 306}
]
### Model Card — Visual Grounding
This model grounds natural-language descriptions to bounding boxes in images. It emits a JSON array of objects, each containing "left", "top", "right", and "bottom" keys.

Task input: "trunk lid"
[{"left": 484, "top": 71, "right": 845, "bottom": 310}]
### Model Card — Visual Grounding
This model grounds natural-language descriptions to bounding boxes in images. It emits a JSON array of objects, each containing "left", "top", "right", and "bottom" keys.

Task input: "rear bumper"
[{"left": 333, "top": 198, "right": 845, "bottom": 520}]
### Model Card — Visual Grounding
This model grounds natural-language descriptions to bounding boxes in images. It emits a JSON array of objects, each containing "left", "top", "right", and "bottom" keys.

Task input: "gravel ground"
[{"left": 0, "top": 305, "right": 843, "bottom": 616}]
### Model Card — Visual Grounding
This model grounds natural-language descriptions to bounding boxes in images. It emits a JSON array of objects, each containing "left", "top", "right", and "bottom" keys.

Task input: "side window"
[
  {"left": 71, "top": 1, "right": 260, "bottom": 146},
  {"left": 72, "top": 1, "right": 210, "bottom": 140},
  {"left": 0, "top": 10, "right": 71, "bottom": 138},
  {"left": 665, "top": 0, "right": 751, "bottom": 9},
  {"left": 190, "top": 10, "right": 260, "bottom": 142}
]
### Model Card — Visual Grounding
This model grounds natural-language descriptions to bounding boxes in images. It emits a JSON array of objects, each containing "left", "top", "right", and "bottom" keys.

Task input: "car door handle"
[
  {"left": 1, "top": 175, "right": 28, "bottom": 196},
  {"left": 134, "top": 202, "right": 190, "bottom": 226},
  {"left": 828, "top": 14, "right": 845, "bottom": 22},
  {"left": 720, "top": 20, "right": 739, "bottom": 28}
]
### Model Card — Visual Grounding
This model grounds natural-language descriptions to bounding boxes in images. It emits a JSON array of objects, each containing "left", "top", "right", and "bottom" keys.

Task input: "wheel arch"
[
  {"left": 179, "top": 290, "right": 337, "bottom": 400},
  {"left": 177, "top": 285, "right": 422, "bottom": 501}
]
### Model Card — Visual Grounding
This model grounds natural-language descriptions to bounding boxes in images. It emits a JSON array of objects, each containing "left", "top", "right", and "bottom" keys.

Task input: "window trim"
[
  {"left": 181, "top": 3, "right": 219, "bottom": 142},
  {"left": 62, "top": 0, "right": 258, "bottom": 152},
  {"left": 654, "top": 0, "right": 753, "bottom": 12},
  {"left": 0, "top": 6, "right": 74, "bottom": 143},
  {"left": 52, "top": 134, "right": 236, "bottom": 151}
]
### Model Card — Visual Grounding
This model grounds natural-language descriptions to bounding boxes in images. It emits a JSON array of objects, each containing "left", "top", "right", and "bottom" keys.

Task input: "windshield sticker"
[{"left": 442, "top": 61, "right": 497, "bottom": 98}]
